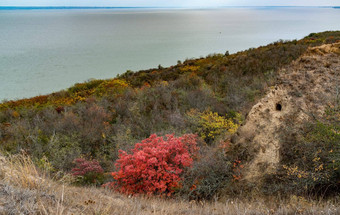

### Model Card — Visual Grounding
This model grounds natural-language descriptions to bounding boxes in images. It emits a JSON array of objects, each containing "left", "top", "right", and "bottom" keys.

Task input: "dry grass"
[
  {"left": 0, "top": 153, "right": 339, "bottom": 215},
  {"left": 1, "top": 153, "right": 45, "bottom": 190}
]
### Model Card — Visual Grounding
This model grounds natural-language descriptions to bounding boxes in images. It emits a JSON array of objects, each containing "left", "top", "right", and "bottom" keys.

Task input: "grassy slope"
[{"left": 1, "top": 154, "right": 339, "bottom": 215}]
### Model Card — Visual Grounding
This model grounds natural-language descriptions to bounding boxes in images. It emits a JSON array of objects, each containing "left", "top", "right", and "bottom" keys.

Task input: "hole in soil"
[{"left": 276, "top": 103, "right": 282, "bottom": 111}]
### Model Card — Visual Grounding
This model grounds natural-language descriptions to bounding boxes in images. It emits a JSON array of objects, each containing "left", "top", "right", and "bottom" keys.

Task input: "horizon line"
[{"left": 0, "top": 6, "right": 338, "bottom": 9}]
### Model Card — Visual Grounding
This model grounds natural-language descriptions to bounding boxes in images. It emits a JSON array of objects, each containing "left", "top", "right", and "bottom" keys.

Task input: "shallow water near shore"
[{"left": 0, "top": 7, "right": 339, "bottom": 101}]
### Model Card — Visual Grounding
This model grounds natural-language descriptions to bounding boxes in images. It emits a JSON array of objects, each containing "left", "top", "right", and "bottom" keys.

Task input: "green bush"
[{"left": 178, "top": 147, "right": 234, "bottom": 200}]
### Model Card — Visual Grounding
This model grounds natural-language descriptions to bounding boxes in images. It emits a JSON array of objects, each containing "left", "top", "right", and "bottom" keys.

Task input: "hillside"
[{"left": 0, "top": 31, "right": 339, "bottom": 214}]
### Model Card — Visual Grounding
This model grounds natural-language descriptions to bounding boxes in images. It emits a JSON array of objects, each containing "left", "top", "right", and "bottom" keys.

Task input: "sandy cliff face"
[{"left": 233, "top": 43, "right": 340, "bottom": 181}]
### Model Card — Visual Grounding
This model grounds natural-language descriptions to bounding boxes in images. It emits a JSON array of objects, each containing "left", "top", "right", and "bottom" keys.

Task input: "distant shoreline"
[
  {"left": 0, "top": 6, "right": 338, "bottom": 10},
  {"left": 0, "top": 7, "right": 157, "bottom": 10}
]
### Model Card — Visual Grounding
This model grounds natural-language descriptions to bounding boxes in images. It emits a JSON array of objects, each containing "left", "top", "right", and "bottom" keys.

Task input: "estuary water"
[{"left": 0, "top": 7, "right": 339, "bottom": 101}]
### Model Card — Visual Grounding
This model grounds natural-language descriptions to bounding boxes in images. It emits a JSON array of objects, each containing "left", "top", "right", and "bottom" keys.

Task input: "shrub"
[
  {"left": 178, "top": 147, "right": 234, "bottom": 200},
  {"left": 107, "top": 134, "right": 199, "bottom": 196},
  {"left": 186, "top": 109, "right": 241, "bottom": 144},
  {"left": 39, "top": 134, "right": 82, "bottom": 171},
  {"left": 94, "top": 79, "right": 130, "bottom": 97},
  {"left": 180, "top": 65, "right": 200, "bottom": 73},
  {"left": 71, "top": 157, "right": 104, "bottom": 185}
]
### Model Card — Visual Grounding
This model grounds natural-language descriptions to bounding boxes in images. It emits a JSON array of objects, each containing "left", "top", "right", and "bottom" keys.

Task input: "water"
[{"left": 0, "top": 7, "right": 339, "bottom": 101}]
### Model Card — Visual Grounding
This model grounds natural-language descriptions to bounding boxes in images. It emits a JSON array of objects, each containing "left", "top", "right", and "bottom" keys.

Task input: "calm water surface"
[{"left": 0, "top": 7, "right": 339, "bottom": 100}]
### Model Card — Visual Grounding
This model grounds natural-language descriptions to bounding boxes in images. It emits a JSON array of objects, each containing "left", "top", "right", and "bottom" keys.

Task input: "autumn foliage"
[
  {"left": 71, "top": 158, "right": 104, "bottom": 185},
  {"left": 107, "top": 134, "right": 199, "bottom": 196}
]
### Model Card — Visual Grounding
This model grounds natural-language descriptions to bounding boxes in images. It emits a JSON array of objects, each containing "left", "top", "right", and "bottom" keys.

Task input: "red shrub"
[
  {"left": 55, "top": 106, "right": 65, "bottom": 114},
  {"left": 107, "top": 134, "right": 198, "bottom": 196},
  {"left": 71, "top": 158, "right": 104, "bottom": 185}
]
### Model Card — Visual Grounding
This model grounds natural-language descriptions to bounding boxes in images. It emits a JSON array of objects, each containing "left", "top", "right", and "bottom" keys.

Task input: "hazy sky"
[{"left": 0, "top": 0, "right": 339, "bottom": 7}]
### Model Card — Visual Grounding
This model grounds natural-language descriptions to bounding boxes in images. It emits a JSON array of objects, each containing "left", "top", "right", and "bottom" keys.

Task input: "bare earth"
[{"left": 234, "top": 43, "right": 340, "bottom": 181}]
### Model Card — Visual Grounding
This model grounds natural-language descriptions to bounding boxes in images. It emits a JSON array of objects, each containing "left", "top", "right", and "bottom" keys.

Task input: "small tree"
[{"left": 107, "top": 134, "right": 199, "bottom": 196}]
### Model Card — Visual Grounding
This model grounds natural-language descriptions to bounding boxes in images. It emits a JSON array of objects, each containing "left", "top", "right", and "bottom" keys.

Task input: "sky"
[{"left": 0, "top": 0, "right": 338, "bottom": 7}]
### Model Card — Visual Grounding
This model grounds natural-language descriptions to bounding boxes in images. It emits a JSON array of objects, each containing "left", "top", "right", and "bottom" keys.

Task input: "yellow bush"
[
  {"left": 95, "top": 79, "right": 130, "bottom": 96},
  {"left": 180, "top": 65, "right": 200, "bottom": 72},
  {"left": 187, "top": 109, "right": 240, "bottom": 144},
  {"left": 12, "top": 111, "right": 20, "bottom": 118}
]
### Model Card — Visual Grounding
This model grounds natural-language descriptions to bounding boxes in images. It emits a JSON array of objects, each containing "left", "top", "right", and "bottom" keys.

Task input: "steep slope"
[{"left": 233, "top": 43, "right": 340, "bottom": 181}]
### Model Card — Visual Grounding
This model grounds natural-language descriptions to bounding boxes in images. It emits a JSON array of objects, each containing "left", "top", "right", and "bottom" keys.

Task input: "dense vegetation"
[
  {"left": 263, "top": 102, "right": 340, "bottom": 197},
  {"left": 0, "top": 31, "right": 339, "bottom": 199}
]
